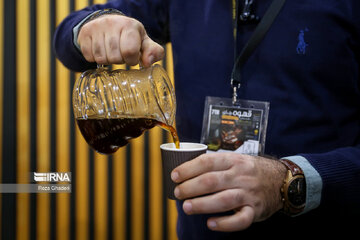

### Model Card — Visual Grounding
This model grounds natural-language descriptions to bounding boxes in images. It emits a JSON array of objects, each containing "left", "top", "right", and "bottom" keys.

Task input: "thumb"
[
  {"left": 141, "top": 34, "right": 165, "bottom": 67},
  {"left": 207, "top": 206, "right": 255, "bottom": 232}
]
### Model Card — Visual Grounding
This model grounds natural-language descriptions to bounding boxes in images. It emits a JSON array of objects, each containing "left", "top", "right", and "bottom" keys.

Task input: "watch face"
[{"left": 288, "top": 177, "right": 306, "bottom": 207}]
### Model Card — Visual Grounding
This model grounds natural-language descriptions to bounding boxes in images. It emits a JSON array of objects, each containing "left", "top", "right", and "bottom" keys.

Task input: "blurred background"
[{"left": 0, "top": 0, "right": 178, "bottom": 239}]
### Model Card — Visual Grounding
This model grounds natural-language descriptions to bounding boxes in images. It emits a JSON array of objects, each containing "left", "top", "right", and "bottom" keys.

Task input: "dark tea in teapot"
[{"left": 77, "top": 117, "right": 180, "bottom": 154}]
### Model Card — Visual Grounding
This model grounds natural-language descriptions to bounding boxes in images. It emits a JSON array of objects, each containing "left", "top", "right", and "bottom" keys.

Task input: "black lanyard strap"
[{"left": 231, "top": 0, "right": 287, "bottom": 104}]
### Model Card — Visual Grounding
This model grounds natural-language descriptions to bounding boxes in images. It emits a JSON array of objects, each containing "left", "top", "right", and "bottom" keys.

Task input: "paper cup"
[{"left": 160, "top": 142, "right": 208, "bottom": 199}]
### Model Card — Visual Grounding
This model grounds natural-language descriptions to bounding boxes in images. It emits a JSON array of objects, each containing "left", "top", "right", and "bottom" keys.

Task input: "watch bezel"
[
  {"left": 281, "top": 169, "right": 306, "bottom": 215},
  {"left": 284, "top": 174, "right": 306, "bottom": 209}
]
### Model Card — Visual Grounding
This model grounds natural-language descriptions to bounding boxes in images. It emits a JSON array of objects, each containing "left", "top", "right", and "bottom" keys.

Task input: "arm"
[
  {"left": 301, "top": 146, "right": 360, "bottom": 215},
  {"left": 53, "top": 0, "right": 169, "bottom": 72},
  {"left": 171, "top": 146, "right": 360, "bottom": 231}
]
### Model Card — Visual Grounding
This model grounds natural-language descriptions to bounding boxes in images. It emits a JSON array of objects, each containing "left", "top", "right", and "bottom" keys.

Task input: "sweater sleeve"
[
  {"left": 53, "top": 0, "right": 169, "bottom": 72},
  {"left": 300, "top": 145, "right": 360, "bottom": 215},
  {"left": 282, "top": 155, "right": 322, "bottom": 215}
]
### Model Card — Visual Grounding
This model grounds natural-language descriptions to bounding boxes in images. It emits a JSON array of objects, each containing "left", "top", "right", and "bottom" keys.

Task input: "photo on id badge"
[{"left": 201, "top": 97, "right": 269, "bottom": 155}]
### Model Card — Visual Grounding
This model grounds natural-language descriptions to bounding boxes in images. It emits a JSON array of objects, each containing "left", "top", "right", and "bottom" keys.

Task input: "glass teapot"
[{"left": 73, "top": 64, "right": 177, "bottom": 154}]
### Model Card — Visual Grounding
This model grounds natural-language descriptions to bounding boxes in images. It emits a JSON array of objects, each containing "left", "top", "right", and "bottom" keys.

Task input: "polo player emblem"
[{"left": 296, "top": 28, "right": 309, "bottom": 55}]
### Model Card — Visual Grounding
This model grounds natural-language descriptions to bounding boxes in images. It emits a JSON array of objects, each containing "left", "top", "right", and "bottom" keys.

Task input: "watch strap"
[{"left": 280, "top": 159, "right": 304, "bottom": 176}]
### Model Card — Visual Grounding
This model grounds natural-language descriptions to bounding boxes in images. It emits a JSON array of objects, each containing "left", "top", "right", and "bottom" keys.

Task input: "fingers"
[
  {"left": 91, "top": 32, "right": 107, "bottom": 64},
  {"left": 78, "top": 15, "right": 164, "bottom": 66},
  {"left": 171, "top": 153, "right": 233, "bottom": 184},
  {"left": 173, "top": 154, "right": 283, "bottom": 232},
  {"left": 174, "top": 170, "right": 235, "bottom": 199},
  {"left": 104, "top": 33, "right": 122, "bottom": 63},
  {"left": 79, "top": 35, "right": 95, "bottom": 62},
  {"left": 141, "top": 36, "right": 165, "bottom": 67},
  {"left": 181, "top": 189, "right": 246, "bottom": 214},
  {"left": 181, "top": 190, "right": 256, "bottom": 232},
  {"left": 207, "top": 206, "right": 255, "bottom": 232},
  {"left": 119, "top": 27, "right": 141, "bottom": 65}
]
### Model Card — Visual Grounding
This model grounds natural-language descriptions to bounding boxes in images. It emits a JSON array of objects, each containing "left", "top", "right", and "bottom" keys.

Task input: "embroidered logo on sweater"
[{"left": 296, "top": 28, "right": 309, "bottom": 55}]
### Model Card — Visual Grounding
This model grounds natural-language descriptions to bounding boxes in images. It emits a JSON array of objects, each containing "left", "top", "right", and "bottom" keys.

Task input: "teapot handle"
[{"left": 138, "top": 54, "right": 145, "bottom": 69}]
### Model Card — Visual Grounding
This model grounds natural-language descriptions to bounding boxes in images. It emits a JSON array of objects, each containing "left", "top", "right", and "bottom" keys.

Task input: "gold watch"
[{"left": 279, "top": 159, "right": 306, "bottom": 216}]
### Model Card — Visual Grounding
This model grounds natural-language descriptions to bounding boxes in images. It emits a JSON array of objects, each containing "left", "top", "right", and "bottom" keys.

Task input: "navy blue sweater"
[{"left": 54, "top": 0, "right": 360, "bottom": 238}]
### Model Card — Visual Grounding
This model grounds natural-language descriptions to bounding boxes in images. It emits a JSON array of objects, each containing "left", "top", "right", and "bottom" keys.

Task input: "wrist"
[
  {"left": 259, "top": 157, "right": 288, "bottom": 213},
  {"left": 273, "top": 159, "right": 287, "bottom": 211}
]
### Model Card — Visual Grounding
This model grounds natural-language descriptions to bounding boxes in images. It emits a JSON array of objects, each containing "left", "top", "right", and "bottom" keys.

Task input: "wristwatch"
[{"left": 279, "top": 159, "right": 306, "bottom": 216}]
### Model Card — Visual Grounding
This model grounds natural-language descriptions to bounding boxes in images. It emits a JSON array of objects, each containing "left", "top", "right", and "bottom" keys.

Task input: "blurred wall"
[{"left": 0, "top": 0, "right": 178, "bottom": 239}]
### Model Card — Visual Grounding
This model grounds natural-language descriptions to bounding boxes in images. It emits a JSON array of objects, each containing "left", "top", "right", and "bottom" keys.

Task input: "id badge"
[{"left": 201, "top": 96, "right": 270, "bottom": 155}]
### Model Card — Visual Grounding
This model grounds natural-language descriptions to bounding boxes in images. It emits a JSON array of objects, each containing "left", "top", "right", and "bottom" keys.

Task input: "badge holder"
[{"left": 201, "top": 96, "right": 269, "bottom": 155}]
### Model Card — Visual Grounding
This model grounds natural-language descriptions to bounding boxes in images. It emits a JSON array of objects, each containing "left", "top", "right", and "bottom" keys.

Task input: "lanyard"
[
  {"left": 232, "top": 0, "right": 259, "bottom": 60},
  {"left": 232, "top": 0, "right": 239, "bottom": 60},
  {"left": 230, "top": 0, "right": 287, "bottom": 104}
]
